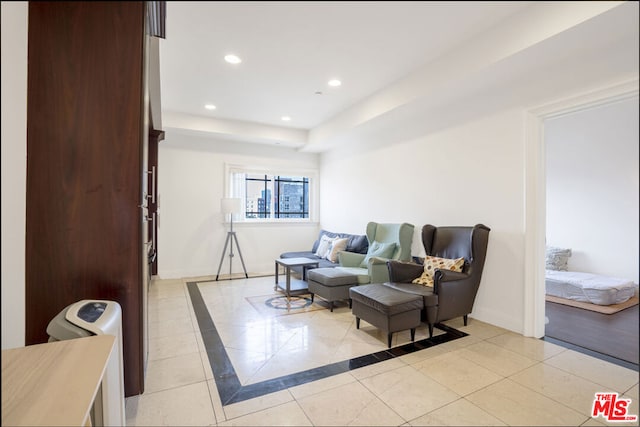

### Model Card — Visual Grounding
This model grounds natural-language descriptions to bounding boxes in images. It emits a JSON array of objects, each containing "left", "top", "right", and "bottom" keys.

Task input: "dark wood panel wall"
[{"left": 26, "top": 1, "right": 147, "bottom": 397}]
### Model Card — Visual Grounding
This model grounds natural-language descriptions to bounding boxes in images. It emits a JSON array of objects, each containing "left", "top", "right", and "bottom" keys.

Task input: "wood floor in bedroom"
[{"left": 544, "top": 300, "right": 639, "bottom": 369}]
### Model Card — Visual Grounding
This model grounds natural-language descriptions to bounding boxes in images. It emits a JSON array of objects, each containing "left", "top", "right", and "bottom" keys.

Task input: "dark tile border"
[
  {"left": 542, "top": 336, "right": 639, "bottom": 372},
  {"left": 187, "top": 280, "right": 468, "bottom": 406}
]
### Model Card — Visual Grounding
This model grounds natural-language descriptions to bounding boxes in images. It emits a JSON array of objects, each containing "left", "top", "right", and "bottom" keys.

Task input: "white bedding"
[{"left": 545, "top": 270, "right": 637, "bottom": 305}]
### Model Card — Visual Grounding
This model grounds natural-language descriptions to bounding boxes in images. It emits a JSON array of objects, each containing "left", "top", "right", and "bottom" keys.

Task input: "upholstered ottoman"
[
  {"left": 307, "top": 268, "right": 359, "bottom": 312},
  {"left": 349, "top": 284, "right": 424, "bottom": 348}
]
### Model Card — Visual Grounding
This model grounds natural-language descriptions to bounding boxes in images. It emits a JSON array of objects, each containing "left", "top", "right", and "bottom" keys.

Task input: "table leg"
[
  {"left": 285, "top": 266, "right": 291, "bottom": 301},
  {"left": 302, "top": 263, "right": 318, "bottom": 281},
  {"left": 274, "top": 261, "right": 279, "bottom": 290}
]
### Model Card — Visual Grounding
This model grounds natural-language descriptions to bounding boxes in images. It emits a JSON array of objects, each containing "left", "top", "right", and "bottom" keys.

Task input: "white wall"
[
  {"left": 1, "top": 1, "right": 28, "bottom": 350},
  {"left": 320, "top": 108, "right": 527, "bottom": 333},
  {"left": 545, "top": 97, "right": 639, "bottom": 283},
  {"left": 158, "top": 132, "right": 321, "bottom": 279}
]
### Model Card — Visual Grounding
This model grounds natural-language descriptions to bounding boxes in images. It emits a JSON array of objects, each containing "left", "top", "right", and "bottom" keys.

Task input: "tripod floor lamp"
[{"left": 216, "top": 198, "right": 248, "bottom": 281}]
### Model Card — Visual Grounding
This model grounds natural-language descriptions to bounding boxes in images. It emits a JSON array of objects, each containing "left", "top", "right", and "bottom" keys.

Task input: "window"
[{"left": 226, "top": 165, "right": 317, "bottom": 222}]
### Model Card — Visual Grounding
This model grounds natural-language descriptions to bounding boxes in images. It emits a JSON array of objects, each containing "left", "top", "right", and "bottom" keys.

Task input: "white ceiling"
[{"left": 159, "top": 1, "right": 639, "bottom": 150}]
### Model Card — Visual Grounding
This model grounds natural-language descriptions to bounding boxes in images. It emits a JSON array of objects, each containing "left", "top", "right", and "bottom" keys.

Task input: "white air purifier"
[{"left": 47, "top": 300, "right": 126, "bottom": 426}]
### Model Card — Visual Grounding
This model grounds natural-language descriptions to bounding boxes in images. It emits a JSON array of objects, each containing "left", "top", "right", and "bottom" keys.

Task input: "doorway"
[
  {"left": 542, "top": 97, "right": 639, "bottom": 368},
  {"left": 522, "top": 79, "right": 638, "bottom": 340}
]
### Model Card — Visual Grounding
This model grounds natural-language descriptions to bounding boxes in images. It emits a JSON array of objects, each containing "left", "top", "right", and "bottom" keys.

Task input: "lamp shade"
[{"left": 221, "top": 198, "right": 242, "bottom": 214}]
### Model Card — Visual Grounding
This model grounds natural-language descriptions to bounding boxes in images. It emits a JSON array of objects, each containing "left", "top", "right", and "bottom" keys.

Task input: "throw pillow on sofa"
[
  {"left": 359, "top": 241, "right": 397, "bottom": 268},
  {"left": 315, "top": 235, "right": 337, "bottom": 258},
  {"left": 311, "top": 229, "right": 369, "bottom": 255},
  {"left": 326, "top": 238, "right": 349, "bottom": 263},
  {"left": 412, "top": 255, "right": 465, "bottom": 287}
]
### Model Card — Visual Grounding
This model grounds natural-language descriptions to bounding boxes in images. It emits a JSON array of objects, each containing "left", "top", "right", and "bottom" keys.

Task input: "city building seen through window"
[{"left": 244, "top": 174, "right": 309, "bottom": 219}]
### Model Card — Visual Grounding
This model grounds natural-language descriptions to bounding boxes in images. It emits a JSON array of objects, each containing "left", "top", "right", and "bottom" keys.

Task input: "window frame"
[{"left": 224, "top": 163, "right": 318, "bottom": 223}]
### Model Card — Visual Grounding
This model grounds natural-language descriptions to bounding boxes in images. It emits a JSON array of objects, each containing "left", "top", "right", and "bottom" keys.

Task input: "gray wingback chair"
[
  {"left": 337, "top": 222, "right": 415, "bottom": 284},
  {"left": 386, "top": 224, "right": 490, "bottom": 337}
]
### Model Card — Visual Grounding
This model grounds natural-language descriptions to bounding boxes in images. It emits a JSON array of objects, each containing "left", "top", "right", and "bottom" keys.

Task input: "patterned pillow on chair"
[{"left": 412, "top": 255, "right": 465, "bottom": 287}]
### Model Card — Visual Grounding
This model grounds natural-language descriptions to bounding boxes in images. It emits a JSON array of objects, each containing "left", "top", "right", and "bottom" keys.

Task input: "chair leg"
[
  {"left": 356, "top": 317, "right": 360, "bottom": 329},
  {"left": 428, "top": 323, "right": 433, "bottom": 338},
  {"left": 463, "top": 314, "right": 468, "bottom": 326},
  {"left": 410, "top": 328, "right": 416, "bottom": 342},
  {"left": 329, "top": 301, "right": 334, "bottom": 312},
  {"left": 387, "top": 333, "right": 393, "bottom": 348},
  {"left": 310, "top": 293, "right": 314, "bottom": 303},
  {"left": 348, "top": 298, "right": 352, "bottom": 309}
]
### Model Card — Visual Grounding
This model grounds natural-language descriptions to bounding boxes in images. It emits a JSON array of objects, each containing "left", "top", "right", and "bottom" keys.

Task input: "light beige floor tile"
[
  {"left": 544, "top": 350, "right": 639, "bottom": 392},
  {"left": 444, "top": 318, "right": 509, "bottom": 340},
  {"left": 245, "top": 351, "right": 328, "bottom": 385},
  {"left": 212, "top": 319, "right": 249, "bottom": 339},
  {"left": 434, "top": 334, "right": 483, "bottom": 351},
  {"left": 510, "top": 362, "right": 613, "bottom": 414},
  {"left": 399, "top": 343, "right": 453, "bottom": 365},
  {"left": 194, "top": 329, "right": 207, "bottom": 354},
  {"left": 274, "top": 310, "right": 322, "bottom": 329},
  {"left": 626, "top": 383, "right": 638, "bottom": 399},
  {"left": 456, "top": 341, "right": 538, "bottom": 377},
  {"left": 148, "top": 316, "right": 196, "bottom": 339},
  {"left": 466, "top": 378, "right": 588, "bottom": 426},
  {"left": 288, "top": 372, "right": 357, "bottom": 400},
  {"left": 207, "top": 379, "right": 227, "bottom": 423},
  {"left": 223, "top": 322, "right": 296, "bottom": 356},
  {"left": 207, "top": 304, "right": 266, "bottom": 326},
  {"left": 225, "top": 347, "right": 272, "bottom": 385},
  {"left": 302, "top": 316, "right": 354, "bottom": 340},
  {"left": 148, "top": 331, "right": 199, "bottom": 361},
  {"left": 125, "top": 381, "right": 216, "bottom": 426},
  {"left": 200, "top": 349, "right": 214, "bottom": 380},
  {"left": 277, "top": 331, "right": 342, "bottom": 362},
  {"left": 582, "top": 418, "right": 607, "bottom": 426},
  {"left": 343, "top": 323, "right": 394, "bottom": 347},
  {"left": 148, "top": 281, "right": 187, "bottom": 299},
  {"left": 223, "top": 389, "right": 293, "bottom": 420},
  {"left": 148, "top": 302, "right": 192, "bottom": 323},
  {"left": 328, "top": 336, "right": 387, "bottom": 363},
  {"left": 417, "top": 351, "right": 503, "bottom": 396},
  {"left": 486, "top": 331, "right": 567, "bottom": 361},
  {"left": 360, "top": 365, "right": 459, "bottom": 421},
  {"left": 148, "top": 295, "right": 189, "bottom": 311},
  {"left": 218, "top": 400, "right": 312, "bottom": 426},
  {"left": 311, "top": 305, "right": 356, "bottom": 322},
  {"left": 392, "top": 326, "right": 434, "bottom": 347},
  {"left": 144, "top": 352, "right": 206, "bottom": 394},
  {"left": 349, "top": 357, "right": 407, "bottom": 380},
  {"left": 296, "top": 380, "right": 405, "bottom": 426},
  {"left": 408, "top": 398, "right": 507, "bottom": 426}
]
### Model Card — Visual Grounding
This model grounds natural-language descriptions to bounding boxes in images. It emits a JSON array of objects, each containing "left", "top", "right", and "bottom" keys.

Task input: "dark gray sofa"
[{"left": 280, "top": 229, "right": 369, "bottom": 273}]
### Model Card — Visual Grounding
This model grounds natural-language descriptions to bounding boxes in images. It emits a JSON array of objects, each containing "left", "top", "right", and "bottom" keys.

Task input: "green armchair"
[{"left": 337, "top": 222, "right": 415, "bottom": 284}]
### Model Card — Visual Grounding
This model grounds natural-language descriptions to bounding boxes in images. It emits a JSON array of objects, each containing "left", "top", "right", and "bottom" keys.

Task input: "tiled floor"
[{"left": 125, "top": 276, "right": 639, "bottom": 426}]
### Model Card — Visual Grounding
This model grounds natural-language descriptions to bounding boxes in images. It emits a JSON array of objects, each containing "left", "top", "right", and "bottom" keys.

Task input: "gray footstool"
[
  {"left": 350, "top": 283, "right": 424, "bottom": 348},
  {"left": 307, "top": 268, "right": 359, "bottom": 312}
]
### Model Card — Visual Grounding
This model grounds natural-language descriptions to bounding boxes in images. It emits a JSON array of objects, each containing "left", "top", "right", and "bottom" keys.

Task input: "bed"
[{"left": 545, "top": 270, "right": 637, "bottom": 306}]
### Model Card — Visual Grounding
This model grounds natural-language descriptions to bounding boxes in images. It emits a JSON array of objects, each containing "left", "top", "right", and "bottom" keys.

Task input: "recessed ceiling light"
[
  {"left": 328, "top": 79, "right": 342, "bottom": 87},
  {"left": 224, "top": 54, "right": 242, "bottom": 64},
  {"left": 281, "top": 116, "right": 291, "bottom": 122},
  {"left": 204, "top": 104, "right": 216, "bottom": 110}
]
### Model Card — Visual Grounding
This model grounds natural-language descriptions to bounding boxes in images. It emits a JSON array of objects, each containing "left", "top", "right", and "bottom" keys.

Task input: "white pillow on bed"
[{"left": 546, "top": 246, "right": 572, "bottom": 271}]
